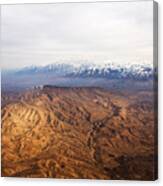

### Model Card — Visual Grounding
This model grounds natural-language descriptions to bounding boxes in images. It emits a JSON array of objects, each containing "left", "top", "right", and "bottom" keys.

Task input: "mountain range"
[{"left": 11, "top": 62, "right": 155, "bottom": 81}]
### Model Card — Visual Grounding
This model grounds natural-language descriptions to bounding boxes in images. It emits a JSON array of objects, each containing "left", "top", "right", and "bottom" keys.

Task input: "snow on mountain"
[
  {"left": 68, "top": 62, "right": 154, "bottom": 80},
  {"left": 15, "top": 61, "right": 154, "bottom": 80}
]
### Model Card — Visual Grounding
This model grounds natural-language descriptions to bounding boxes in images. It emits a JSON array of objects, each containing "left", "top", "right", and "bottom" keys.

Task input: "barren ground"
[{"left": 1, "top": 86, "right": 157, "bottom": 180}]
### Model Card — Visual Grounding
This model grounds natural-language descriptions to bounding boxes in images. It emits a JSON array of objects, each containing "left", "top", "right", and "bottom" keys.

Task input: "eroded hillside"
[{"left": 1, "top": 86, "right": 156, "bottom": 180}]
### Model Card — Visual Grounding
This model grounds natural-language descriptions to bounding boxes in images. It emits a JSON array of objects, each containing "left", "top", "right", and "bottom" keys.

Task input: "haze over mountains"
[
  {"left": 1, "top": 61, "right": 157, "bottom": 180},
  {"left": 1, "top": 1, "right": 157, "bottom": 180},
  {"left": 2, "top": 61, "right": 155, "bottom": 93},
  {"left": 3, "top": 61, "right": 154, "bottom": 80}
]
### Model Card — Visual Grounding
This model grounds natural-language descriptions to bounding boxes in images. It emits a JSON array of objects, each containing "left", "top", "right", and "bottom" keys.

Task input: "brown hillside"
[{"left": 1, "top": 87, "right": 156, "bottom": 180}]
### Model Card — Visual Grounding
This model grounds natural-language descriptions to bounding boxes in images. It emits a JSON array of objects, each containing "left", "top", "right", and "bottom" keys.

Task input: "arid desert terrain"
[{"left": 1, "top": 85, "right": 157, "bottom": 180}]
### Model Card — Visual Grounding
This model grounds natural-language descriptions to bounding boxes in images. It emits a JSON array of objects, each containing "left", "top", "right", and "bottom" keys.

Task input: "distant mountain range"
[{"left": 6, "top": 62, "right": 156, "bottom": 81}]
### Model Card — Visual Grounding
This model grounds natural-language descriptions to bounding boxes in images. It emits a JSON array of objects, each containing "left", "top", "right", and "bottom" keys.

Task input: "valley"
[{"left": 1, "top": 86, "right": 157, "bottom": 180}]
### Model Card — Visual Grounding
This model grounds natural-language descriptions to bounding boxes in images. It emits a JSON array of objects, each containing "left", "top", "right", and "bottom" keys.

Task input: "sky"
[{"left": 1, "top": 1, "right": 153, "bottom": 69}]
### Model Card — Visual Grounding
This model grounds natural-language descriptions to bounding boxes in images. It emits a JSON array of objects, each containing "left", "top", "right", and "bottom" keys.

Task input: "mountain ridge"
[{"left": 7, "top": 62, "right": 155, "bottom": 81}]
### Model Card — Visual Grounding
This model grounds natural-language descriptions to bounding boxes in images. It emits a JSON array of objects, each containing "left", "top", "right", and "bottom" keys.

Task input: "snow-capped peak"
[{"left": 16, "top": 61, "right": 154, "bottom": 80}]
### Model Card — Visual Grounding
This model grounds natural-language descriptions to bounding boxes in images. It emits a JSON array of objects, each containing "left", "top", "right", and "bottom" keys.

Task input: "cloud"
[{"left": 1, "top": 1, "right": 153, "bottom": 69}]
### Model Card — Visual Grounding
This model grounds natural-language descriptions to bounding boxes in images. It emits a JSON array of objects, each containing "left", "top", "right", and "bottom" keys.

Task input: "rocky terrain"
[{"left": 1, "top": 86, "right": 157, "bottom": 180}]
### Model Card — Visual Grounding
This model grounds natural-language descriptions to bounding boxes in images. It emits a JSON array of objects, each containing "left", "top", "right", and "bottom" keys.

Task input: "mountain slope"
[{"left": 2, "top": 86, "right": 156, "bottom": 179}]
